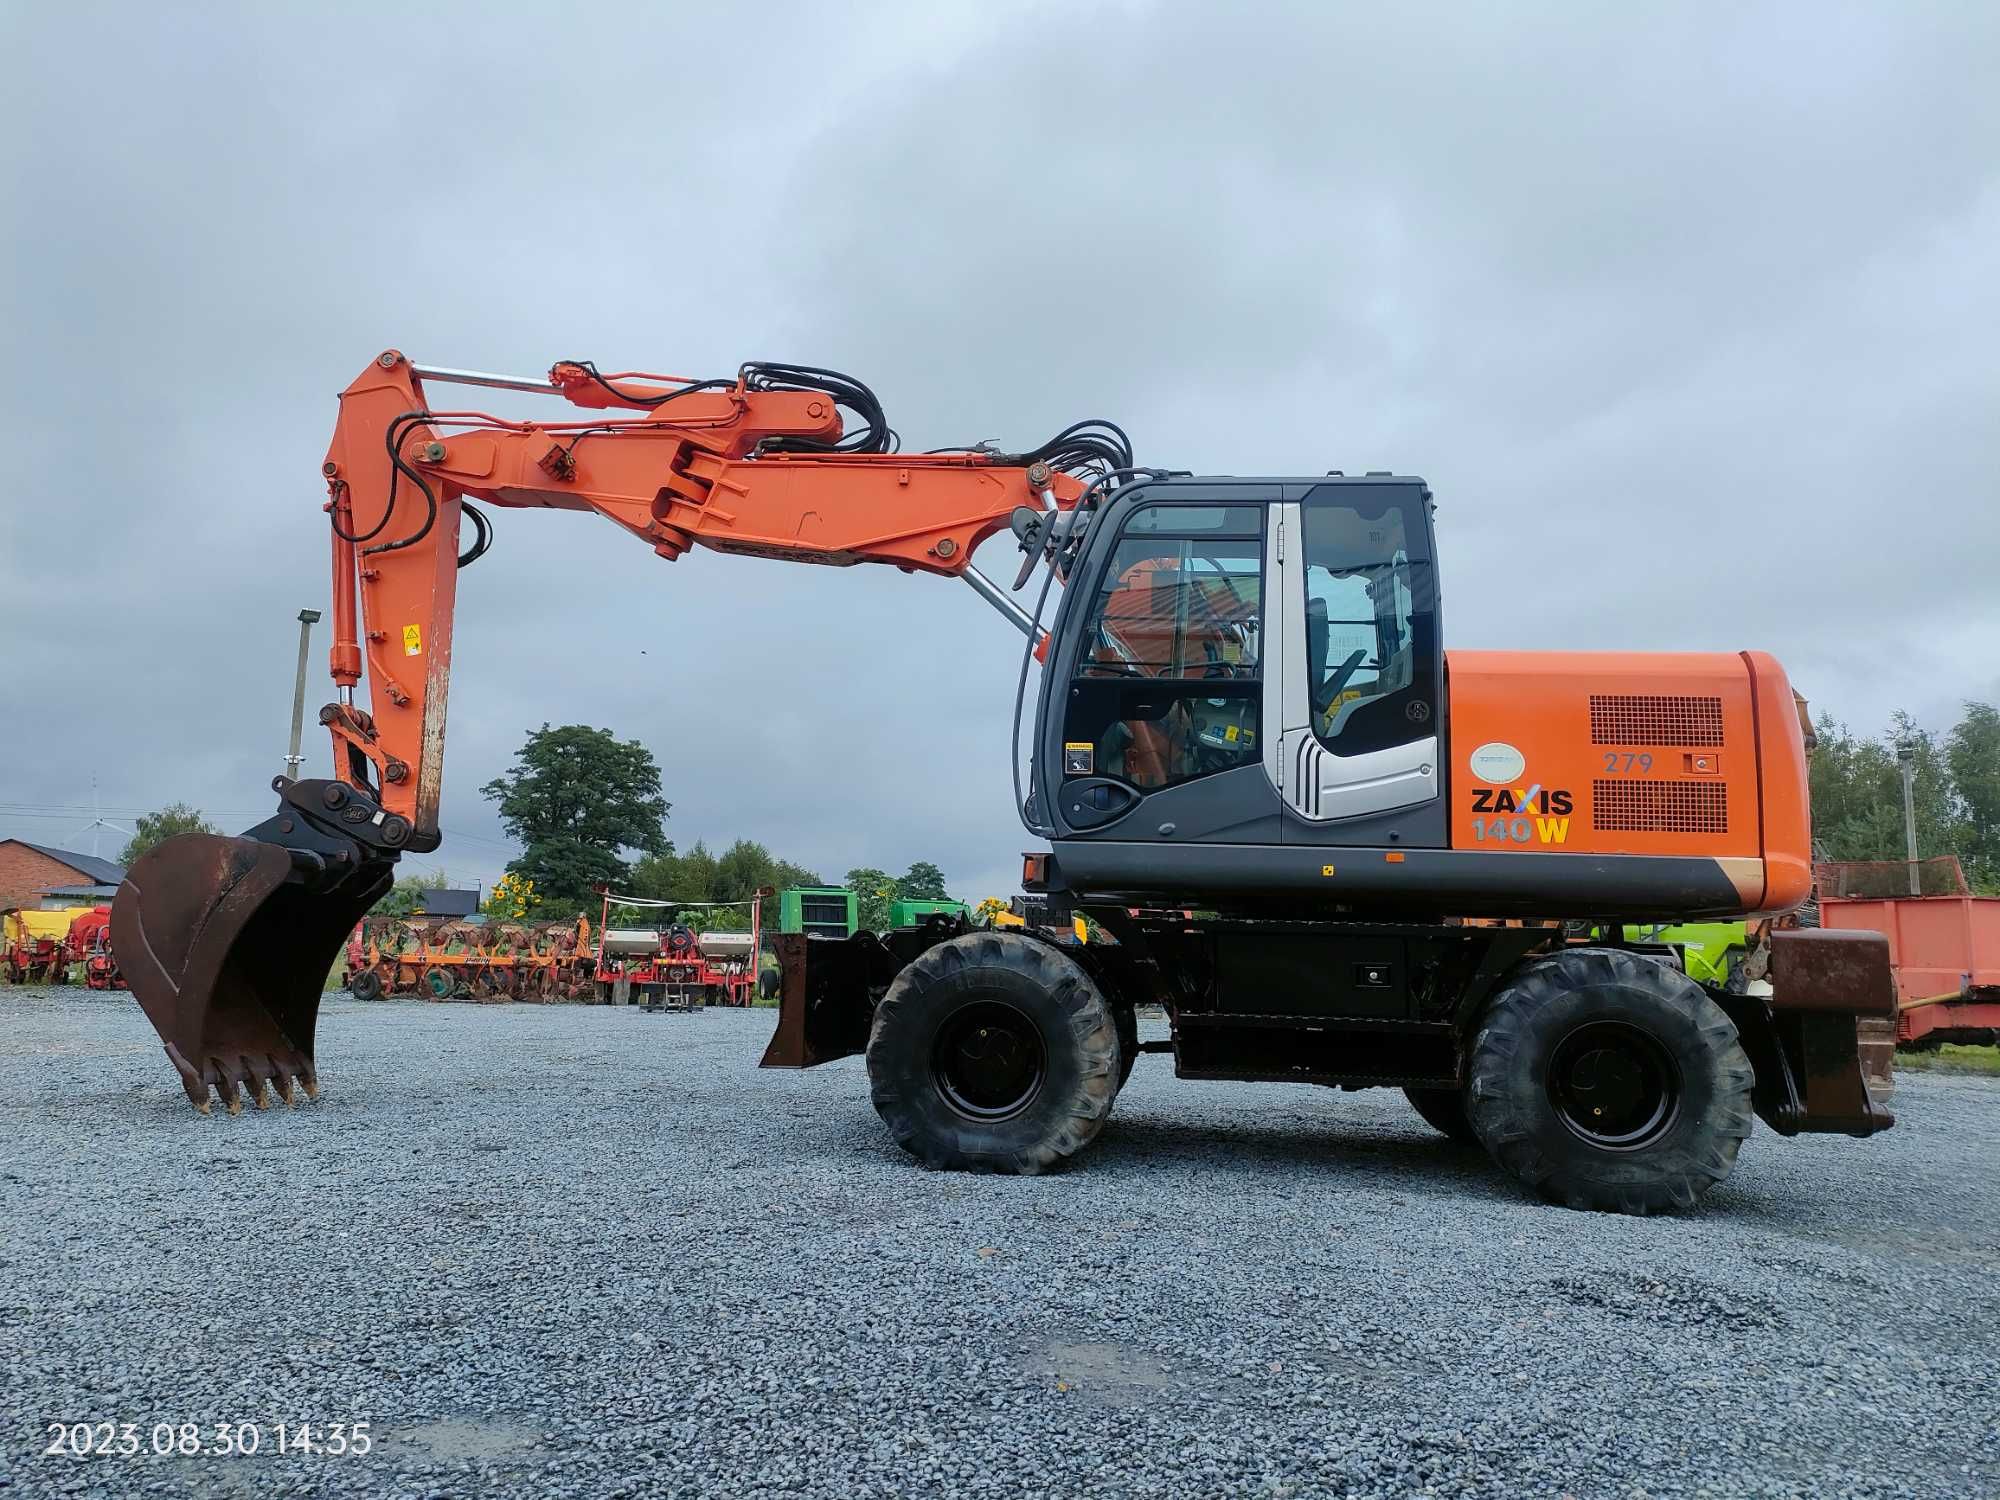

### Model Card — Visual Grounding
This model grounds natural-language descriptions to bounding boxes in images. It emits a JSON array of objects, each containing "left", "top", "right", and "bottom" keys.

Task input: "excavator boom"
[{"left": 114, "top": 350, "right": 1106, "bottom": 1112}]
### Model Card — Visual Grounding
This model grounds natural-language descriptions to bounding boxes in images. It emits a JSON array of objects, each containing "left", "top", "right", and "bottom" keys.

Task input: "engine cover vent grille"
[
  {"left": 1589, "top": 694, "right": 1724, "bottom": 747},
  {"left": 1593, "top": 779, "right": 1728, "bottom": 834}
]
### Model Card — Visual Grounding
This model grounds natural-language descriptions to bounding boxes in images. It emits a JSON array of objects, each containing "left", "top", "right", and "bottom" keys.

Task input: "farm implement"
[
  {"left": 342, "top": 914, "right": 594, "bottom": 1002},
  {"left": 3, "top": 906, "right": 124, "bottom": 989},
  {"left": 590, "top": 892, "right": 765, "bottom": 1009}
]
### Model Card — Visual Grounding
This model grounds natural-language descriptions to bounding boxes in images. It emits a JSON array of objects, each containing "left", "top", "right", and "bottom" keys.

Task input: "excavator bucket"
[{"left": 112, "top": 797, "right": 396, "bottom": 1114}]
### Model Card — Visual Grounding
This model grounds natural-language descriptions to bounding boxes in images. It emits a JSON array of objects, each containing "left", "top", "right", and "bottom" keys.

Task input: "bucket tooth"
[
  {"left": 244, "top": 1055, "right": 279, "bottom": 1110},
  {"left": 213, "top": 1055, "right": 253, "bottom": 1112},
  {"left": 177, "top": 1065, "right": 212, "bottom": 1114}
]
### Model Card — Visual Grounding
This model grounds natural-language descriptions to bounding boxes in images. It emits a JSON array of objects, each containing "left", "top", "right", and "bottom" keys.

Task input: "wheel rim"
[
  {"left": 1547, "top": 1019, "right": 1681, "bottom": 1150},
  {"left": 930, "top": 998, "right": 1047, "bottom": 1122}
]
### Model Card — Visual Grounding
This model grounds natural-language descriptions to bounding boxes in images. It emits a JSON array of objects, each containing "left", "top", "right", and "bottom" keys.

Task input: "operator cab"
[{"left": 1033, "top": 475, "right": 1444, "bottom": 870}]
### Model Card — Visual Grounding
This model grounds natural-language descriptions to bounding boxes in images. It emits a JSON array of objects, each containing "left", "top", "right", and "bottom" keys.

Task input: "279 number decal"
[{"left": 1602, "top": 752, "right": 1653, "bottom": 773}]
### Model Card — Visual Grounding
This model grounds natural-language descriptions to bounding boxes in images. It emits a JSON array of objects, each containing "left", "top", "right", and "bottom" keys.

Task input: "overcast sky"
[{"left": 2, "top": 2, "right": 1995, "bottom": 899}]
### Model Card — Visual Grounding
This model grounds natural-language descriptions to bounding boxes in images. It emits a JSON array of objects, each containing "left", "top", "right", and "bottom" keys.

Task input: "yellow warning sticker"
[
  {"left": 1321, "top": 864, "right": 1336, "bottom": 877},
  {"left": 1224, "top": 724, "right": 1239, "bottom": 742},
  {"left": 402, "top": 624, "right": 423, "bottom": 657}
]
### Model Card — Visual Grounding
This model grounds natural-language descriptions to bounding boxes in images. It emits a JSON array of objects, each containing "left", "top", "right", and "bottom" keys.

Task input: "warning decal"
[{"left": 402, "top": 624, "right": 423, "bottom": 656}]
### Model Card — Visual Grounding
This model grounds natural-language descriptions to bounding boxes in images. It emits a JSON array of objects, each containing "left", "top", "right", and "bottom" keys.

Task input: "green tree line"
[
  {"left": 1810, "top": 702, "right": 1998, "bottom": 892},
  {"left": 625, "top": 840, "right": 822, "bottom": 931}
]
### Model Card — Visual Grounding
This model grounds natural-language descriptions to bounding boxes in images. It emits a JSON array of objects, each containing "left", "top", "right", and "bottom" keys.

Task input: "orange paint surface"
[{"left": 1446, "top": 650, "right": 1813, "bottom": 914}]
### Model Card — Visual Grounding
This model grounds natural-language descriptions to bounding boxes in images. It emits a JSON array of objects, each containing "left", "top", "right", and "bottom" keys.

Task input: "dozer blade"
[
  {"left": 112, "top": 784, "right": 399, "bottom": 1114},
  {"left": 759, "top": 931, "right": 899, "bottom": 1069}
]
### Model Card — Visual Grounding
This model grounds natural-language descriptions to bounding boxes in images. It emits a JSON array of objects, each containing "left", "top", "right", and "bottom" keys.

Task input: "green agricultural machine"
[
  {"left": 1623, "top": 922, "right": 1751, "bottom": 989},
  {"left": 887, "top": 899, "right": 970, "bottom": 929},
  {"left": 776, "top": 887, "right": 858, "bottom": 940}
]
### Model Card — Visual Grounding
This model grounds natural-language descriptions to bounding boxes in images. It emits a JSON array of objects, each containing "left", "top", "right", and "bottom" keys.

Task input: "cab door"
[
  {"left": 1045, "top": 485, "right": 1285, "bottom": 845},
  {"left": 1278, "top": 479, "right": 1446, "bottom": 847}
]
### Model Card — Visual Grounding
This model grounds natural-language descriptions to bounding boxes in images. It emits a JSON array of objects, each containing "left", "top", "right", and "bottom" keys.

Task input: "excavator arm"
[
  {"left": 322, "top": 351, "right": 1089, "bottom": 844},
  {"left": 113, "top": 349, "right": 1113, "bottom": 1113}
]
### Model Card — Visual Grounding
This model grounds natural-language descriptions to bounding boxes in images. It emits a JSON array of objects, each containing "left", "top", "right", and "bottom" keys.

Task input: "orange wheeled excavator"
[{"left": 114, "top": 350, "right": 1894, "bottom": 1213}]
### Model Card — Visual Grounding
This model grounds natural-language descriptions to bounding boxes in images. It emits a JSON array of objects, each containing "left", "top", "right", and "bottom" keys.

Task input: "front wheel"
[
  {"left": 866, "top": 932, "right": 1119, "bottom": 1173},
  {"left": 1467, "top": 947, "right": 1753, "bottom": 1215},
  {"left": 347, "top": 969, "right": 384, "bottom": 1002}
]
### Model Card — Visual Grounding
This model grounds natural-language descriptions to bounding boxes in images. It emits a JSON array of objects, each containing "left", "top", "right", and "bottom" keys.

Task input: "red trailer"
[
  {"left": 1818, "top": 858, "right": 2000, "bottom": 1048},
  {"left": 65, "top": 906, "right": 125, "bottom": 990}
]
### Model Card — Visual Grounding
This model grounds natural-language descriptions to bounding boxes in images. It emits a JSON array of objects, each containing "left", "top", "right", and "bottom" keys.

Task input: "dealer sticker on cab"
[{"left": 1468, "top": 741, "right": 1525, "bottom": 783}]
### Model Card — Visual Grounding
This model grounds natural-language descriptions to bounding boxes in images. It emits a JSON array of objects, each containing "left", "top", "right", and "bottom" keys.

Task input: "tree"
[
  {"left": 119, "top": 802, "right": 216, "bottom": 864},
  {"left": 1808, "top": 702, "right": 1999, "bottom": 894},
  {"left": 1808, "top": 716, "right": 1954, "bottom": 862},
  {"left": 769, "top": 857, "right": 823, "bottom": 897},
  {"left": 713, "top": 840, "right": 777, "bottom": 904},
  {"left": 846, "top": 866, "right": 898, "bottom": 932},
  {"left": 898, "top": 861, "right": 950, "bottom": 901},
  {"left": 634, "top": 839, "right": 821, "bottom": 930},
  {"left": 715, "top": 840, "right": 820, "bottom": 907},
  {"left": 1946, "top": 701, "right": 2000, "bottom": 890},
  {"left": 632, "top": 841, "right": 714, "bottom": 903},
  {"left": 481, "top": 724, "right": 671, "bottom": 909}
]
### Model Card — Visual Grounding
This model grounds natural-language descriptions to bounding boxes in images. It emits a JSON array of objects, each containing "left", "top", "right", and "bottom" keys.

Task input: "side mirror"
[{"left": 1011, "top": 507, "right": 1049, "bottom": 588}]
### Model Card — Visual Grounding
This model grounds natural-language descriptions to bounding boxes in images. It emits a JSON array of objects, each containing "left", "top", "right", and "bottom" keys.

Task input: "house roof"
[
  {"left": 11, "top": 842, "right": 126, "bottom": 886},
  {"left": 413, "top": 888, "right": 481, "bottom": 918},
  {"left": 38, "top": 883, "right": 120, "bottom": 901}
]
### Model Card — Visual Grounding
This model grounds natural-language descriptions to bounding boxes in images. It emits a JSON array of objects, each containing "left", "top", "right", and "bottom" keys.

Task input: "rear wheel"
[
  {"left": 1403, "top": 1086, "right": 1476, "bottom": 1144},
  {"left": 347, "top": 969, "right": 384, "bottom": 1002},
  {"left": 1467, "top": 947, "right": 1753, "bottom": 1215},
  {"left": 866, "top": 932, "right": 1119, "bottom": 1173}
]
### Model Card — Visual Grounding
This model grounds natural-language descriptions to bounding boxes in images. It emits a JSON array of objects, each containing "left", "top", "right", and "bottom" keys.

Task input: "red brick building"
[{"left": 0, "top": 841, "right": 126, "bottom": 914}]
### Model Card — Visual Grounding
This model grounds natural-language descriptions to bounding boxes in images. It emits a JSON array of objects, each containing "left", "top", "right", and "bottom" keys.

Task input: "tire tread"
[
  {"left": 1466, "top": 946, "right": 1753, "bottom": 1216},
  {"left": 866, "top": 933, "right": 1117, "bottom": 1175}
]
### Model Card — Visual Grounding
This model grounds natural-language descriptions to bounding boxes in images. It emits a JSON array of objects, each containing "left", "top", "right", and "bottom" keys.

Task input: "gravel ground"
[{"left": 3, "top": 986, "right": 1997, "bottom": 1500}]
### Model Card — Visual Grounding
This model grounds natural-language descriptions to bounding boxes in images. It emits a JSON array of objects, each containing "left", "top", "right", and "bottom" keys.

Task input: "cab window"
[
  {"left": 1064, "top": 505, "right": 1263, "bottom": 790},
  {"left": 1300, "top": 491, "right": 1436, "bottom": 755}
]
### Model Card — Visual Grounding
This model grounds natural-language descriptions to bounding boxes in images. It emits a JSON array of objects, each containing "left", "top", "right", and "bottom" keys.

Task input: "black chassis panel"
[
  {"left": 1077, "top": 909, "right": 1550, "bottom": 1090},
  {"left": 769, "top": 904, "right": 1896, "bottom": 1137},
  {"left": 1041, "top": 841, "right": 1746, "bottom": 922}
]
